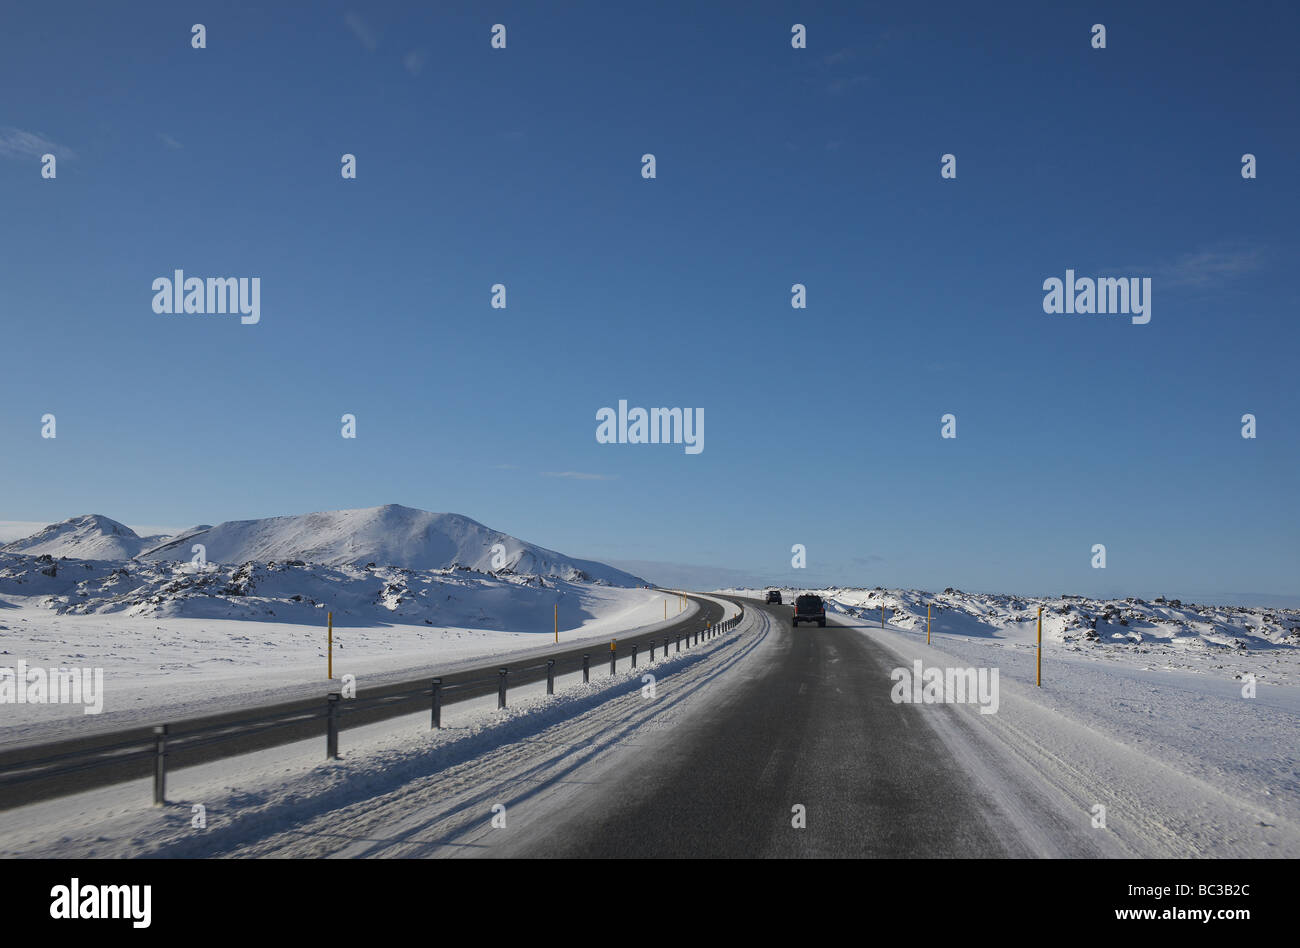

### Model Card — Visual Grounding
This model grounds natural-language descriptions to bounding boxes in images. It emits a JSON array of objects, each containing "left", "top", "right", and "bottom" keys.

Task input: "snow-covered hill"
[
  {"left": 135, "top": 504, "right": 643, "bottom": 585},
  {"left": 0, "top": 551, "right": 623, "bottom": 627},
  {"left": 0, "top": 549, "right": 681, "bottom": 736},
  {"left": 721, "top": 585, "right": 1300, "bottom": 678},
  {"left": 0, "top": 506, "right": 655, "bottom": 732},
  {"left": 4, "top": 505, "right": 645, "bottom": 587},
  {"left": 0, "top": 515, "right": 171, "bottom": 560}
]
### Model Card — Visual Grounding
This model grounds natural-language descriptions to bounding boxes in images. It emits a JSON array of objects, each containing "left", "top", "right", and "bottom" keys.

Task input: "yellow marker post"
[
  {"left": 1037, "top": 606, "right": 1043, "bottom": 686},
  {"left": 927, "top": 603, "right": 931, "bottom": 644},
  {"left": 881, "top": 605, "right": 885, "bottom": 629},
  {"left": 327, "top": 611, "right": 333, "bottom": 680}
]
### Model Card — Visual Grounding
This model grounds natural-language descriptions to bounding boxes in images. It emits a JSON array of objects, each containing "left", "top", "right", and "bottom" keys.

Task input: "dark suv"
[
  {"left": 792, "top": 594, "right": 826, "bottom": 627},
  {"left": 766, "top": 590, "right": 782, "bottom": 604}
]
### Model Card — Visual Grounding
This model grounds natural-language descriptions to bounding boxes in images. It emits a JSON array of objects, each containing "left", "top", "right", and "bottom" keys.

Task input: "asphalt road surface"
[
  {"left": 0, "top": 592, "right": 724, "bottom": 810},
  {"left": 505, "top": 596, "right": 1027, "bottom": 857}
]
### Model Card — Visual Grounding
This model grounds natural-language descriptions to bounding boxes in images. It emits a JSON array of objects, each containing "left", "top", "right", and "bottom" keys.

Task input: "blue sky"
[{"left": 1, "top": 1, "right": 1296, "bottom": 603}]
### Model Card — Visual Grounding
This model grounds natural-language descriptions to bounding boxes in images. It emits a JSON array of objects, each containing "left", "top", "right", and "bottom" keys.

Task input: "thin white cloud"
[
  {"left": 158, "top": 133, "right": 183, "bottom": 150},
  {"left": 0, "top": 127, "right": 74, "bottom": 160},
  {"left": 0, "top": 521, "right": 52, "bottom": 543},
  {"left": 827, "top": 74, "right": 871, "bottom": 94},
  {"left": 403, "top": 50, "right": 426, "bottom": 76},
  {"left": 1156, "top": 247, "right": 1267, "bottom": 288},
  {"left": 345, "top": 13, "right": 379, "bottom": 53},
  {"left": 1107, "top": 245, "right": 1269, "bottom": 290},
  {"left": 127, "top": 524, "right": 186, "bottom": 538},
  {"left": 540, "top": 471, "right": 617, "bottom": 481}
]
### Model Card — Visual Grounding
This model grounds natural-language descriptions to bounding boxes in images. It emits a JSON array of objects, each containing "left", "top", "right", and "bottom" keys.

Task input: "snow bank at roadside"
[
  {"left": 719, "top": 586, "right": 1300, "bottom": 684},
  {"left": 0, "top": 556, "right": 688, "bottom": 738},
  {"left": 0, "top": 598, "right": 761, "bottom": 859}
]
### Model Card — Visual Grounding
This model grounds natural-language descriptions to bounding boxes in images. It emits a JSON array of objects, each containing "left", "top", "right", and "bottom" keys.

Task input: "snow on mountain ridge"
[
  {"left": 1, "top": 514, "right": 170, "bottom": 560},
  {"left": 11, "top": 504, "right": 645, "bottom": 587}
]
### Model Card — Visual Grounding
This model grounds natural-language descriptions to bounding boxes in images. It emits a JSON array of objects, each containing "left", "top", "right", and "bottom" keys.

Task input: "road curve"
[
  {"left": 0, "top": 592, "right": 725, "bottom": 810},
  {"left": 502, "top": 596, "right": 1035, "bottom": 857}
]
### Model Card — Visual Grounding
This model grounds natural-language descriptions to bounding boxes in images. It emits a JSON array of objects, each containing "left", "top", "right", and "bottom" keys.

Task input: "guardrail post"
[
  {"left": 651, "top": 639, "right": 656, "bottom": 661},
  {"left": 326, "top": 693, "right": 340, "bottom": 760},
  {"left": 546, "top": 659, "right": 555, "bottom": 695},
  {"left": 498, "top": 667, "right": 508, "bottom": 709},
  {"left": 609, "top": 643, "right": 616, "bottom": 676},
  {"left": 583, "top": 654, "right": 590, "bottom": 683},
  {"left": 431, "top": 678, "right": 442, "bottom": 729},
  {"left": 153, "top": 724, "right": 168, "bottom": 806},
  {"left": 676, "top": 634, "right": 680, "bottom": 653},
  {"left": 632, "top": 643, "right": 638, "bottom": 668}
]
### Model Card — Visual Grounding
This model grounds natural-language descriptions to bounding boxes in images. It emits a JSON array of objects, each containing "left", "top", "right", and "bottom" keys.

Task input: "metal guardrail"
[{"left": 0, "top": 607, "right": 745, "bottom": 807}]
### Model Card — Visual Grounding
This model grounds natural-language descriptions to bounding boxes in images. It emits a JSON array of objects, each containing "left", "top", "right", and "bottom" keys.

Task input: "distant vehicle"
[
  {"left": 792, "top": 594, "right": 826, "bottom": 627},
  {"left": 766, "top": 590, "right": 782, "bottom": 604}
]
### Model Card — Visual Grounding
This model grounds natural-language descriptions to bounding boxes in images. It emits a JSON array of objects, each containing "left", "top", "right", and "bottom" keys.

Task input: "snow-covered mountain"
[
  {"left": 5, "top": 504, "right": 645, "bottom": 587},
  {"left": 0, "top": 515, "right": 171, "bottom": 560}
]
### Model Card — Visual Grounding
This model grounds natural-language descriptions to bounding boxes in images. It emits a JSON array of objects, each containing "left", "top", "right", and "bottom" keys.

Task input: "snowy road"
[
  {"left": 208, "top": 600, "right": 1113, "bottom": 858},
  {"left": 4, "top": 596, "right": 1294, "bottom": 858},
  {"left": 494, "top": 599, "right": 1114, "bottom": 857}
]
